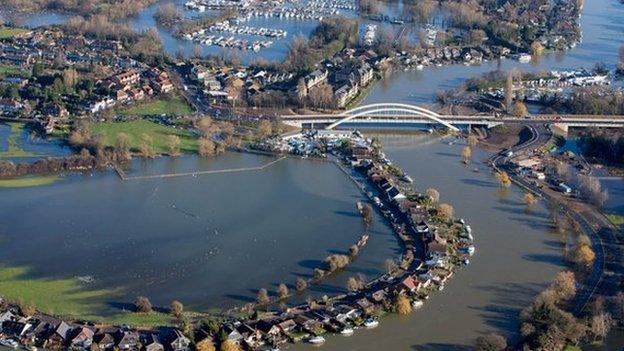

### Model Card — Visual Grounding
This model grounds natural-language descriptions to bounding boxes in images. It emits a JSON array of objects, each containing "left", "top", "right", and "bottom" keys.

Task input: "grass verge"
[
  {"left": 0, "top": 175, "right": 59, "bottom": 188},
  {"left": 91, "top": 120, "right": 199, "bottom": 154},
  {"left": 117, "top": 96, "right": 194, "bottom": 117},
  {"left": 0, "top": 26, "right": 29, "bottom": 39},
  {"left": 606, "top": 213, "right": 624, "bottom": 229}
]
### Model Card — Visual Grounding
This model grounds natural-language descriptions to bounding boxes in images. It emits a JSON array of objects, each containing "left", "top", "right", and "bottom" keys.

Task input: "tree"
[
  {"left": 590, "top": 312, "right": 613, "bottom": 341},
  {"left": 324, "top": 254, "right": 350, "bottom": 272},
  {"left": 198, "top": 138, "right": 215, "bottom": 157},
  {"left": 197, "top": 118, "right": 215, "bottom": 138},
  {"left": 361, "top": 203, "right": 374, "bottom": 229},
  {"left": 531, "top": 41, "right": 544, "bottom": 56},
  {"left": 552, "top": 270, "right": 576, "bottom": 302},
  {"left": 467, "top": 135, "right": 478, "bottom": 147},
  {"left": 346, "top": 276, "right": 364, "bottom": 292},
  {"left": 513, "top": 101, "right": 528, "bottom": 117},
  {"left": 523, "top": 192, "right": 537, "bottom": 206},
  {"left": 18, "top": 301, "right": 36, "bottom": 317},
  {"left": 220, "top": 340, "right": 242, "bottom": 351},
  {"left": 504, "top": 71, "right": 514, "bottom": 112},
  {"left": 462, "top": 146, "right": 472, "bottom": 163},
  {"left": 395, "top": 294, "right": 412, "bottom": 315},
  {"left": 62, "top": 68, "right": 79, "bottom": 91},
  {"left": 384, "top": 258, "right": 398, "bottom": 274},
  {"left": 313, "top": 268, "right": 325, "bottom": 281},
  {"left": 495, "top": 171, "right": 512, "bottom": 187},
  {"left": 257, "top": 120, "right": 272, "bottom": 138},
  {"left": 613, "top": 292, "right": 624, "bottom": 322},
  {"left": 196, "top": 338, "right": 216, "bottom": 351},
  {"left": 166, "top": 135, "right": 181, "bottom": 156},
  {"left": 134, "top": 296, "right": 152, "bottom": 313},
  {"left": 296, "top": 278, "right": 308, "bottom": 292},
  {"left": 277, "top": 283, "right": 289, "bottom": 300},
  {"left": 256, "top": 288, "right": 270, "bottom": 306},
  {"left": 475, "top": 333, "right": 507, "bottom": 351},
  {"left": 437, "top": 203, "right": 454, "bottom": 220},
  {"left": 115, "top": 132, "right": 132, "bottom": 160},
  {"left": 349, "top": 244, "right": 360, "bottom": 258},
  {"left": 138, "top": 133, "right": 155, "bottom": 158},
  {"left": 169, "top": 300, "right": 183, "bottom": 317},
  {"left": 426, "top": 188, "right": 440, "bottom": 203},
  {"left": 573, "top": 244, "right": 595, "bottom": 266}
]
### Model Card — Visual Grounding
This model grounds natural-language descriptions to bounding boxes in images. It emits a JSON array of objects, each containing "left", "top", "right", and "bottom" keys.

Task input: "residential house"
[
  {"left": 114, "top": 70, "right": 140, "bottom": 86},
  {"left": 255, "top": 319, "right": 281, "bottom": 338},
  {"left": 304, "top": 69, "right": 328, "bottom": 90},
  {"left": 396, "top": 276, "right": 420, "bottom": 295},
  {"left": 221, "top": 324, "right": 244, "bottom": 345},
  {"left": 276, "top": 319, "right": 297, "bottom": 334},
  {"left": 116, "top": 330, "right": 140, "bottom": 351},
  {"left": 43, "top": 321, "right": 72, "bottom": 349},
  {"left": 143, "top": 333, "right": 163, "bottom": 351},
  {"left": 191, "top": 65, "right": 210, "bottom": 80},
  {"left": 70, "top": 327, "right": 94, "bottom": 349},
  {"left": 334, "top": 82, "right": 359, "bottom": 108},
  {"left": 167, "top": 330, "right": 190, "bottom": 351},
  {"left": 93, "top": 330, "right": 116, "bottom": 351},
  {"left": 0, "top": 99, "right": 24, "bottom": 113}
]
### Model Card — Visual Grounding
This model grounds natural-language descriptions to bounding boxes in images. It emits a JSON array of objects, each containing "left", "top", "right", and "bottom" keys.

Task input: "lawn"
[
  {"left": 0, "top": 26, "right": 29, "bottom": 39},
  {"left": 563, "top": 346, "right": 582, "bottom": 351},
  {"left": 0, "top": 122, "right": 39, "bottom": 158},
  {"left": 0, "top": 175, "right": 59, "bottom": 188},
  {"left": 0, "top": 64, "right": 26, "bottom": 77},
  {"left": 606, "top": 213, "right": 624, "bottom": 229},
  {"left": 0, "top": 265, "right": 174, "bottom": 328},
  {"left": 117, "top": 96, "right": 194, "bottom": 117},
  {"left": 0, "top": 266, "right": 117, "bottom": 320},
  {"left": 91, "top": 120, "right": 199, "bottom": 154}
]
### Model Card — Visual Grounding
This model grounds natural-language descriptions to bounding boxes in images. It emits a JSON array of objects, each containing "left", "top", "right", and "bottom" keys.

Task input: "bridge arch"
[{"left": 326, "top": 103, "right": 459, "bottom": 131}]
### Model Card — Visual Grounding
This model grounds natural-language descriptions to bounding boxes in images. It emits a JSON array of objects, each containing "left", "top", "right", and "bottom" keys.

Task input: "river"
[{"left": 0, "top": 0, "right": 623, "bottom": 347}]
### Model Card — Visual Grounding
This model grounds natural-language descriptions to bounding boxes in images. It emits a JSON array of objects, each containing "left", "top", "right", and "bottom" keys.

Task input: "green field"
[
  {"left": 0, "top": 26, "right": 29, "bottom": 39},
  {"left": 91, "top": 120, "right": 199, "bottom": 154},
  {"left": 0, "top": 175, "right": 59, "bottom": 188},
  {"left": 0, "top": 122, "right": 39, "bottom": 158},
  {"left": 118, "top": 96, "right": 194, "bottom": 117},
  {"left": 607, "top": 213, "right": 624, "bottom": 229},
  {"left": 0, "top": 265, "right": 174, "bottom": 327},
  {"left": 0, "top": 64, "right": 26, "bottom": 77}
]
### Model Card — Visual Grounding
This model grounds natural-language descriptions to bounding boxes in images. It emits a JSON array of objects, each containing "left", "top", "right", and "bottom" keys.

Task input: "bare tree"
[
  {"left": 134, "top": 296, "right": 152, "bottom": 313},
  {"left": 504, "top": 71, "right": 513, "bottom": 112},
  {"left": 590, "top": 313, "right": 614, "bottom": 342},
  {"left": 169, "top": 300, "right": 183, "bottom": 317},
  {"left": 296, "top": 278, "right": 308, "bottom": 292},
  {"left": 256, "top": 288, "right": 270, "bottom": 306},
  {"left": 115, "top": 132, "right": 132, "bottom": 160},
  {"left": 437, "top": 203, "right": 454, "bottom": 220},
  {"left": 426, "top": 188, "right": 440, "bottom": 203},
  {"left": 395, "top": 294, "right": 412, "bottom": 315},
  {"left": 475, "top": 333, "right": 507, "bottom": 351},
  {"left": 166, "top": 135, "right": 181, "bottom": 156},
  {"left": 277, "top": 283, "right": 289, "bottom": 300}
]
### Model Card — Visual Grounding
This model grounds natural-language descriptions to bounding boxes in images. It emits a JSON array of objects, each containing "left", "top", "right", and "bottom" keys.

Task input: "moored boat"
[
  {"left": 363, "top": 318, "right": 379, "bottom": 328},
  {"left": 308, "top": 336, "right": 326, "bottom": 344}
]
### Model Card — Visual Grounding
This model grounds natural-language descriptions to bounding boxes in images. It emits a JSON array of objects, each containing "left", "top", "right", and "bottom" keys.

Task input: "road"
[{"left": 489, "top": 124, "right": 622, "bottom": 316}]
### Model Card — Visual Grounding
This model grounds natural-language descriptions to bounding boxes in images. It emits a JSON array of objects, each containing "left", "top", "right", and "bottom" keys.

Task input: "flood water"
[
  {"left": 361, "top": 0, "right": 624, "bottom": 106},
  {"left": 289, "top": 134, "right": 564, "bottom": 350},
  {"left": 0, "top": 152, "right": 400, "bottom": 314}
]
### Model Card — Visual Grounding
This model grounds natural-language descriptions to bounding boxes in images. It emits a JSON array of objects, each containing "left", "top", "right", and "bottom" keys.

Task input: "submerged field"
[{"left": 0, "top": 153, "right": 400, "bottom": 321}]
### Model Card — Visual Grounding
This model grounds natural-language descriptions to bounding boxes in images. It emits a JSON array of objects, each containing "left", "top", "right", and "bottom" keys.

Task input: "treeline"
[
  {"left": 3, "top": 0, "right": 157, "bottom": 20},
  {"left": 564, "top": 87, "right": 624, "bottom": 115},
  {"left": 578, "top": 129, "right": 624, "bottom": 165},
  {"left": 0, "top": 149, "right": 106, "bottom": 178},
  {"left": 283, "top": 17, "right": 359, "bottom": 73}
]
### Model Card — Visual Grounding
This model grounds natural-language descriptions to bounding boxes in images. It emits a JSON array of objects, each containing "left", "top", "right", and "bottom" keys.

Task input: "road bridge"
[{"left": 280, "top": 103, "right": 624, "bottom": 130}]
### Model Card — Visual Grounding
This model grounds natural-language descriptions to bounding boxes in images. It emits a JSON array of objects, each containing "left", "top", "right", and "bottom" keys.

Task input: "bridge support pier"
[{"left": 552, "top": 123, "right": 569, "bottom": 134}]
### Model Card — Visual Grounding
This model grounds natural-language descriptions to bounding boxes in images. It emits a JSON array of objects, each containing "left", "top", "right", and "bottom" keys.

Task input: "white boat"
[
  {"left": 467, "top": 245, "right": 476, "bottom": 256},
  {"left": 340, "top": 328, "right": 354, "bottom": 336},
  {"left": 412, "top": 300, "right": 424, "bottom": 309},
  {"left": 518, "top": 53, "right": 532, "bottom": 63},
  {"left": 308, "top": 336, "right": 326, "bottom": 344},
  {"left": 363, "top": 318, "right": 379, "bottom": 328},
  {"left": 416, "top": 64, "right": 424, "bottom": 70}
]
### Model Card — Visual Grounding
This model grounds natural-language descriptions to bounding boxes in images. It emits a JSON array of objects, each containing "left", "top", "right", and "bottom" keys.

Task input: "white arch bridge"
[
  {"left": 280, "top": 103, "right": 624, "bottom": 131},
  {"left": 281, "top": 103, "right": 495, "bottom": 131}
]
